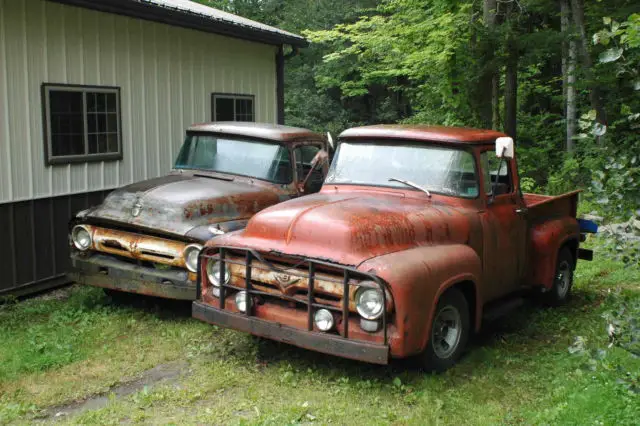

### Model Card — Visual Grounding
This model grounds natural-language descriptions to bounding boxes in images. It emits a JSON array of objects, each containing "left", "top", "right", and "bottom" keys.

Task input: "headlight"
[
  {"left": 206, "top": 260, "right": 230, "bottom": 288},
  {"left": 183, "top": 244, "right": 203, "bottom": 273},
  {"left": 314, "top": 309, "right": 334, "bottom": 331},
  {"left": 235, "top": 291, "right": 251, "bottom": 313},
  {"left": 71, "top": 225, "right": 92, "bottom": 251},
  {"left": 355, "top": 285, "right": 384, "bottom": 320}
]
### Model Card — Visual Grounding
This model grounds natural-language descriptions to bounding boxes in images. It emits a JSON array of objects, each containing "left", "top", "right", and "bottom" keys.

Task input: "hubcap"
[
  {"left": 555, "top": 260, "right": 571, "bottom": 297},
  {"left": 431, "top": 305, "right": 462, "bottom": 359}
]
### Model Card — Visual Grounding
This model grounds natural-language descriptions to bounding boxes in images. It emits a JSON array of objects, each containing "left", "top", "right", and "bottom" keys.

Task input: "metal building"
[{"left": 0, "top": 0, "right": 306, "bottom": 296}]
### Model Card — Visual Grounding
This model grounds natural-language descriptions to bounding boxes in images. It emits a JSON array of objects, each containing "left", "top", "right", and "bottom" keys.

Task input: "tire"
[
  {"left": 543, "top": 247, "right": 574, "bottom": 306},
  {"left": 420, "top": 288, "right": 470, "bottom": 373}
]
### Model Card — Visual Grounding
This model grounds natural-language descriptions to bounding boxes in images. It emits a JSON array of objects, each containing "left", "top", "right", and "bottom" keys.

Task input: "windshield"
[
  {"left": 174, "top": 134, "right": 292, "bottom": 184},
  {"left": 326, "top": 142, "right": 479, "bottom": 198}
]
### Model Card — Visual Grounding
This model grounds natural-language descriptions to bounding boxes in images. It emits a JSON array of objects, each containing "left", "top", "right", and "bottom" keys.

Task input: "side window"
[
  {"left": 294, "top": 145, "right": 323, "bottom": 193},
  {"left": 212, "top": 94, "right": 255, "bottom": 122},
  {"left": 481, "top": 151, "right": 513, "bottom": 195},
  {"left": 42, "top": 84, "right": 122, "bottom": 165}
]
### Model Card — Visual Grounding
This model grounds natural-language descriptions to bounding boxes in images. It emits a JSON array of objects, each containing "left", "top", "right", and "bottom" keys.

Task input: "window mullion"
[
  {"left": 233, "top": 98, "right": 237, "bottom": 121},
  {"left": 83, "top": 91, "right": 89, "bottom": 155}
]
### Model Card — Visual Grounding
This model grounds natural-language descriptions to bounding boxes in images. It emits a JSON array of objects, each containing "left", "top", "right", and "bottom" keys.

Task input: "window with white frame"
[
  {"left": 42, "top": 84, "right": 122, "bottom": 165},
  {"left": 212, "top": 93, "right": 255, "bottom": 122}
]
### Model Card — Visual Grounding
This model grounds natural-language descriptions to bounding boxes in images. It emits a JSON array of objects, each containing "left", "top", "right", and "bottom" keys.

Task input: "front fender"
[{"left": 358, "top": 244, "right": 482, "bottom": 358}]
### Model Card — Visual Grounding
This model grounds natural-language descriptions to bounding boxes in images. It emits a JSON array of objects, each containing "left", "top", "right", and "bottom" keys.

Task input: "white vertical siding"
[{"left": 0, "top": 0, "right": 278, "bottom": 204}]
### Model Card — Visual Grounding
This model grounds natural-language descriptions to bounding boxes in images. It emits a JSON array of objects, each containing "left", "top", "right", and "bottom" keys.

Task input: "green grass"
[{"left": 0, "top": 256, "right": 638, "bottom": 425}]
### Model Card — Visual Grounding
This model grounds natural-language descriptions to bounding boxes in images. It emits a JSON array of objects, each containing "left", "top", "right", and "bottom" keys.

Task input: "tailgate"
[{"left": 523, "top": 190, "right": 580, "bottom": 223}]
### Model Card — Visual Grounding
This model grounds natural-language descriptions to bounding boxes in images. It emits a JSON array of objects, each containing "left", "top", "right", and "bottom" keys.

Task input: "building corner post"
[{"left": 276, "top": 45, "right": 285, "bottom": 125}]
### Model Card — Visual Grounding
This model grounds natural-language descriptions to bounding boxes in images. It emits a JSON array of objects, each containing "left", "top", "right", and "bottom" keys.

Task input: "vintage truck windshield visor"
[
  {"left": 326, "top": 142, "right": 479, "bottom": 198},
  {"left": 175, "top": 135, "right": 292, "bottom": 184}
]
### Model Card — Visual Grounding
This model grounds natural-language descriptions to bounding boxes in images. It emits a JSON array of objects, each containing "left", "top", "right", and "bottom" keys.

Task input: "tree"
[{"left": 561, "top": 0, "right": 577, "bottom": 152}]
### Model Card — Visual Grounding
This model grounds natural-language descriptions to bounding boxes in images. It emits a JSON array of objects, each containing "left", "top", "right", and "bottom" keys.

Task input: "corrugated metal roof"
[
  {"left": 145, "top": 0, "right": 303, "bottom": 41},
  {"left": 49, "top": 0, "right": 307, "bottom": 46}
]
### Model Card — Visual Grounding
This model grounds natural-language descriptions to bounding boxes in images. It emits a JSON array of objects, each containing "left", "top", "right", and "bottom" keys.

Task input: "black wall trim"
[
  {"left": 0, "top": 190, "right": 111, "bottom": 296},
  {"left": 276, "top": 46, "right": 285, "bottom": 125},
  {"left": 48, "top": 0, "right": 307, "bottom": 47}
]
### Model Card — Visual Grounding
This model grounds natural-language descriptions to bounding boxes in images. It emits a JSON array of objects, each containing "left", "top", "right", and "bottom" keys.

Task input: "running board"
[{"left": 482, "top": 297, "right": 524, "bottom": 322}]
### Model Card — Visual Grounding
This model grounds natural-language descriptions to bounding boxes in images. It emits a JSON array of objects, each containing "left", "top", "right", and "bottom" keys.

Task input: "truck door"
[{"left": 479, "top": 151, "right": 528, "bottom": 299}]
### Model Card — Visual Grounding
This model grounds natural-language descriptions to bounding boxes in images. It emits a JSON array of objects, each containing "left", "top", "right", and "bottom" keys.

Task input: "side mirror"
[
  {"left": 496, "top": 137, "right": 514, "bottom": 159},
  {"left": 326, "top": 132, "right": 335, "bottom": 150}
]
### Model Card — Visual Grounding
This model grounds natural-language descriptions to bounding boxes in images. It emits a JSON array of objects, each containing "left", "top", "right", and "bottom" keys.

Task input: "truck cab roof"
[
  {"left": 187, "top": 122, "right": 325, "bottom": 144},
  {"left": 339, "top": 125, "right": 507, "bottom": 145}
]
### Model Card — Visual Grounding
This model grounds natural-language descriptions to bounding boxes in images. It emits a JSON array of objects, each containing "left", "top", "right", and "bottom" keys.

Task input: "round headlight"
[
  {"left": 206, "top": 260, "right": 230, "bottom": 287},
  {"left": 355, "top": 286, "right": 384, "bottom": 320},
  {"left": 183, "top": 244, "right": 203, "bottom": 273},
  {"left": 314, "top": 309, "right": 334, "bottom": 331},
  {"left": 71, "top": 225, "right": 92, "bottom": 251},
  {"left": 235, "top": 291, "right": 251, "bottom": 313}
]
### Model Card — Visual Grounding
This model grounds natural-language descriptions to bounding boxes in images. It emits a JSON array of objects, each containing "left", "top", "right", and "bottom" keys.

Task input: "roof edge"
[{"left": 48, "top": 0, "right": 308, "bottom": 47}]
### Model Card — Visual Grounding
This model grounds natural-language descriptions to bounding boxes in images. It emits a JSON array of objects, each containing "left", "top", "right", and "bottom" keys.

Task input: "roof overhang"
[{"left": 48, "top": 0, "right": 308, "bottom": 47}]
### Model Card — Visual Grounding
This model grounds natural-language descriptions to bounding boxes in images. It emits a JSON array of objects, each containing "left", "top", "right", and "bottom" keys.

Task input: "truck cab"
[
  {"left": 69, "top": 122, "right": 329, "bottom": 301},
  {"left": 192, "top": 125, "right": 591, "bottom": 371}
]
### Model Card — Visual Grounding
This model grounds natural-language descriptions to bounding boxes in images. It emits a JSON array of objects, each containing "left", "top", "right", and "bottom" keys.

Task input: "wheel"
[
  {"left": 544, "top": 247, "right": 574, "bottom": 305},
  {"left": 420, "top": 288, "right": 470, "bottom": 373}
]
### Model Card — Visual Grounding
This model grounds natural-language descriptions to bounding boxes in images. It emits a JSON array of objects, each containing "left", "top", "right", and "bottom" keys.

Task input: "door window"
[
  {"left": 294, "top": 145, "right": 324, "bottom": 193},
  {"left": 481, "top": 152, "right": 513, "bottom": 196}
]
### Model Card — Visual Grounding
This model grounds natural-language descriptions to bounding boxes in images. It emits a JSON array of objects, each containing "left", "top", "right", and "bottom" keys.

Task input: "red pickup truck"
[{"left": 192, "top": 125, "right": 593, "bottom": 371}]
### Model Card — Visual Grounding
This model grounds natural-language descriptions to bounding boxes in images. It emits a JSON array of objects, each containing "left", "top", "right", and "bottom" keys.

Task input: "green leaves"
[{"left": 599, "top": 47, "right": 624, "bottom": 63}]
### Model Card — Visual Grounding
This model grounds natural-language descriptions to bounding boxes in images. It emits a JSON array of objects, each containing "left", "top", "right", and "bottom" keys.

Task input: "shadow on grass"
[
  {"left": 102, "top": 289, "right": 193, "bottom": 320},
  {"left": 229, "top": 287, "right": 606, "bottom": 382}
]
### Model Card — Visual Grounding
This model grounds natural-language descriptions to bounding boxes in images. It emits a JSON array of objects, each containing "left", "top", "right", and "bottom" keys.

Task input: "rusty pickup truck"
[
  {"left": 69, "top": 122, "right": 329, "bottom": 300},
  {"left": 192, "top": 125, "right": 594, "bottom": 371}
]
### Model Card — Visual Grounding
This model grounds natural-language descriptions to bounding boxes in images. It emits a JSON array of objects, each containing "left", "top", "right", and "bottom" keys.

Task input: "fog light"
[
  {"left": 360, "top": 318, "right": 380, "bottom": 333},
  {"left": 314, "top": 309, "right": 334, "bottom": 332},
  {"left": 212, "top": 287, "right": 221, "bottom": 297},
  {"left": 235, "top": 291, "right": 251, "bottom": 313}
]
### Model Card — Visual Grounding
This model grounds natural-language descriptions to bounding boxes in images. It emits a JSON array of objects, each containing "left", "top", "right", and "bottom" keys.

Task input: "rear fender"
[
  {"left": 359, "top": 244, "right": 482, "bottom": 358},
  {"left": 528, "top": 217, "right": 580, "bottom": 289}
]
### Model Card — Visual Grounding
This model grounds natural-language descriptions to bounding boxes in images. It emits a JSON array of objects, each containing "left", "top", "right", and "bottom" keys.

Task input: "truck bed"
[{"left": 523, "top": 190, "right": 580, "bottom": 222}]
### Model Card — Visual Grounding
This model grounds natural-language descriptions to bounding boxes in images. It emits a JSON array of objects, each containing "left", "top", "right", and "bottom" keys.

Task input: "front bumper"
[
  {"left": 193, "top": 301, "right": 390, "bottom": 364},
  {"left": 70, "top": 252, "right": 196, "bottom": 300}
]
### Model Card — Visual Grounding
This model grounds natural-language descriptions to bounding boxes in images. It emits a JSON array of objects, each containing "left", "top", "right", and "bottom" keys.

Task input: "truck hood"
[
  {"left": 84, "top": 173, "right": 287, "bottom": 236},
  {"left": 211, "top": 190, "right": 477, "bottom": 266}
]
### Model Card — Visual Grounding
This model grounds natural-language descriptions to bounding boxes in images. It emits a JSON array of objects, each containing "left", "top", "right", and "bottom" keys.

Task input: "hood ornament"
[
  {"left": 273, "top": 272, "right": 300, "bottom": 287},
  {"left": 131, "top": 199, "right": 143, "bottom": 217}
]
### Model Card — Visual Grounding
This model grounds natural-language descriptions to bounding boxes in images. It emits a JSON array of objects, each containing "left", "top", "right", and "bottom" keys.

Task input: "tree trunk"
[
  {"left": 504, "top": 40, "right": 517, "bottom": 139},
  {"left": 561, "top": 0, "right": 577, "bottom": 152},
  {"left": 560, "top": 0, "right": 569, "bottom": 102},
  {"left": 492, "top": 75, "right": 500, "bottom": 130},
  {"left": 570, "top": 0, "right": 606, "bottom": 139},
  {"left": 481, "top": 0, "right": 498, "bottom": 129},
  {"left": 566, "top": 39, "right": 577, "bottom": 152},
  {"left": 503, "top": 4, "right": 517, "bottom": 139}
]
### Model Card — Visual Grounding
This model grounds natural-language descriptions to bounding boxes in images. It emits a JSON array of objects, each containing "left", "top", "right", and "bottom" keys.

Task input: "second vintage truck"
[
  {"left": 69, "top": 122, "right": 328, "bottom": 300},
  {"left": 192, "top": 125, "right": 593, "bottom": 371}
]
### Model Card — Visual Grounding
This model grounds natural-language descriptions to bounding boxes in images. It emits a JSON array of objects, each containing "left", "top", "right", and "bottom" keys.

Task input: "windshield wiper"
[{"left": 389, "top": 178, "right": 432, "bottom": 197}]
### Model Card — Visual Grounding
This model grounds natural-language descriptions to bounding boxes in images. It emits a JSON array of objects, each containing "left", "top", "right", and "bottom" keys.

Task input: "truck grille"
[
  {"left": 91, "top": 227, "right": 186, "bottom": 269},
  {"left": 199, "top": 248, "right": 389, "bottom": 344}
]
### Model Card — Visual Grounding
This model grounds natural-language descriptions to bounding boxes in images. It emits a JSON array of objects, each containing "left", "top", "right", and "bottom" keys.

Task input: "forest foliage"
[{"left": 198, "top": 0, "right": 639, "bottom": 259}]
